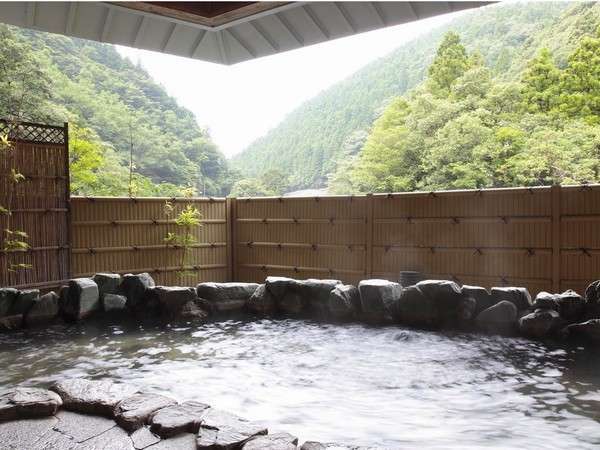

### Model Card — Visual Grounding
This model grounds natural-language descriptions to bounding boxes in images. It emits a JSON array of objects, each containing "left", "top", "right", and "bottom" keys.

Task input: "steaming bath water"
[{"left": 1, "top": 317, "right": 599, "bottom": 449}]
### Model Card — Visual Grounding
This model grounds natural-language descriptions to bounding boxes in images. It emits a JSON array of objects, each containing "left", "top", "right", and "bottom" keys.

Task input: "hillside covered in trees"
[
  {"left": 0, "top": 25, "right": 233, "bottom": 196},
  {"left": 329, "top": 25, "right": 600, "bottom": 193},
  {"left": 232, "top": 2, "right": 600, "bottom": 194}
]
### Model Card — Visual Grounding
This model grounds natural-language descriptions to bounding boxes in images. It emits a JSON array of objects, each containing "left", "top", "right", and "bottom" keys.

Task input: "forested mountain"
[
  {"left": 232, "top": 2, "right": 595, "bottom": 192},
  {"left": 0, "top": 25, "right": 232, "bottom": 196},
  {"left": 329, "top": 22, "right": 600, "bottom": 193}
]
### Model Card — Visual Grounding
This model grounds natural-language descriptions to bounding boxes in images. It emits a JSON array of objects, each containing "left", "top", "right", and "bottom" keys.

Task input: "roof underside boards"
[{"left": 0, "top": 2, "right": 491, "bottom": 65}]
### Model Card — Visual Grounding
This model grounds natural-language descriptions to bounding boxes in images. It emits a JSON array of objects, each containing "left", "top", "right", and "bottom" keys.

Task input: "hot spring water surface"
[{"left": 1, "top": 318, "right": 599, "bottom": 449}]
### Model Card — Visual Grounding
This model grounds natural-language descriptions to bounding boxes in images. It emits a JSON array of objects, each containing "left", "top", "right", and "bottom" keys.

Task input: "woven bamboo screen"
[
  {"left": 0, "top": 121, "right": 70, "bottom": 289},
  {"left": 232, "top": 186, "right": 600, "bottom": 296},
  {"left": 71, "top": 197, "right": 229, "bottom": 286}
]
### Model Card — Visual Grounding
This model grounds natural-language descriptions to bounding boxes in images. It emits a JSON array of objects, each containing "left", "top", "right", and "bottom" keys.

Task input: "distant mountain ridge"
[{"left": 231, "top": 2, "right": 574, "bottom": 191}]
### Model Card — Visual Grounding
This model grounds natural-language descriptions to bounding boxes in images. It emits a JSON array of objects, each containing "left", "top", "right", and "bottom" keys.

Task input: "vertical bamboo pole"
[
  {"left": 64, "top": 122, "right": 72, "bottom": 280},
  {"left": 365, "top": 193, "right": 374, "bottom": 278},
  {"left": 227, "top": 197, "right": 238, "bottom": 281},
  {"left": 551, "top": 184, "right": 561, "bottom": 292}
]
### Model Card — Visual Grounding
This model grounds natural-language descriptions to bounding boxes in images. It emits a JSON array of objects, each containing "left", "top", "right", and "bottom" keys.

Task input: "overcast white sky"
[{"left": 117, "top": 11, "right": 464, "bottom": 158}]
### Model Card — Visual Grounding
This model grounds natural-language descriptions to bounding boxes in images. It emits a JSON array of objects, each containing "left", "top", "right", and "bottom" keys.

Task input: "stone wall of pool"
[
  {"left": 2, "top": 273, "right": 600, "bottom": 448},
  {"left": 1, "top": 273, "right": 600, "bottom": 342}
]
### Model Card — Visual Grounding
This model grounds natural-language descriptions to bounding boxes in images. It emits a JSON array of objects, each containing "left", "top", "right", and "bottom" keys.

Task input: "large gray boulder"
[
  {"left": 196, "top": 282, "right": 259, "bottom": 312},
  {"left": 490, "top": 287, "right": 532, "bottom": 311},
  {"left": 394, "top": 285, "right": 438, "bottom": 327},
  {"left": 585, "top": 280, "right": 600, "bottom": 319},
  {"left": 298, "top": 279, "right": 342, "bottom": 316},
  {"left": 8, "top": 289, "right": 39, "bottom": 316},
  {"left": 328, "top": 284, "right": 360, "bottom": 320},
  {"left": 565, "top": 319, "right": 600, "bottom": 342},
  {"left": 179, "top": 300, "right": 210, "bottom": 321},
  {"left": 154, "top": 286, "right": 198, "bottom": 318},
  {"left": 93, "top": 273, "right": 122, "bottom": 298},
  {"left": 120, "top": 273, "right": 156, "bottom": 310},
  {"left": 51, "top": 378, "right": 139, "bottom": 417},
  {"left": 556, "top": 290, "right": 586, "bottom": 322},
  {"left": 24, "top": 291, "right": 59, "bottom": 327},
  {"left": 357, "top": 279, "right": 401, "bottom": 320},
  {"left": 149, "top": 400, "right": 209, "bottom": 438},
  {"left": 243, "top": 432, "right": 298, "bottom": 450},
  {"left": 475, "top": 300, "right": 518, "bottom": 335},
  {"left": 415, "top": 280, "right": 465, "bottom": 324},
  {"left": 265, "top": 276, "right": 301, "bottom": 298},
  {"left": 519, "top": 308, "right": 562, "bottom": 338},
  {"left": 0, "top": 387, "right": 62, "bottom": 421},
  {"left": 461, "top": 285, "right": 495, "bottom": 314},
  {"left": 196, "top": 408, "right": 267, "bottom": 449},
  {"left": 0, "top": 288, "right": 17, "bottom": 317},
  {"left": 247, "top": 284, "right": 276, "bottom": 315},
  {"left": 114, "top": 392, "right": 177, "bottom": 432},
  {"left": 0, "top": 314, "right": 23, "bottom": 331},
  {"left": 586, "top": 280, "right": 600, "bottom": 303},
  {"left": 534, "top": 290, "right": 586, "bottom": 323},
  {"left": 532, "top": 292, "right": 559, "bottom": 310},
  {"left": 63, "top": 279, "right": 100, "bottom": 321},
  {"left": 102, "top": 293, "right": 128, "bottom": 312},
  {"left": 279, "top": 289, "right": 306, "bottom": 315}
]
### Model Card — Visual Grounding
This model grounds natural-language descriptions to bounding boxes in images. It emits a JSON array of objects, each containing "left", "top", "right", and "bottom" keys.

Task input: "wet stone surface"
[{"left": 51, "top": 378, "right": 138, "bottom": 417}]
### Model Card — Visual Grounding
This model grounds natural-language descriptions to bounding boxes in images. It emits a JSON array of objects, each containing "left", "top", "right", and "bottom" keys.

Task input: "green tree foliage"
[
  {"left": 230, "top": 178, "right": 275, "bottom": 197},
  {"left": 427, "top": 32, "right": 471, "bottom": 95},
  {"left": 0, "top": 25, "right": 233, "bottom": 196},
  {"left": 330, "top": 28, "right": 600, "bottom": 194},
  {"left": 521, "top": 48, "right": 562, "bottom": 113},
  {"left": 233, "top": 2, "right": 577, "bottom": 191},
  {"left": 559, "top": 26, "right": 600, "bottom": 124}
]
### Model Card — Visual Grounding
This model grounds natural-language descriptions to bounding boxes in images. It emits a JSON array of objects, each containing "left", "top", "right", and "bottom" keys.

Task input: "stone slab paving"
[
  {"left": 0, "top": 379, "right": 391, "bottom": 449},
  {"left": 51, "top": 379, "right": 138, "bottom": 417},
  {"left": 131, "top": 426, "right": 161, "bottom": 449}
]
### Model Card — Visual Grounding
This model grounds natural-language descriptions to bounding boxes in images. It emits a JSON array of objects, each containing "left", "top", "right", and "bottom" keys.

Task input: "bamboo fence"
[
  {"left": 233, "top": 185, "right": 600, "bottom": 296},
  {"left": 2, "top": 120, "right": 600, "bottom": 296},
  {"left": 70, "top": 196, "right": 229, "bottom": 286},
  {"left": 0, "top": 121, "right": 70, "bottom": 289}
]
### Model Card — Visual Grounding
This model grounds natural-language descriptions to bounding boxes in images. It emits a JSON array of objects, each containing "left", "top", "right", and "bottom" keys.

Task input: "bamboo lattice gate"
[{"left": 0, "top": 120, "right": 70, "bottom": 289}]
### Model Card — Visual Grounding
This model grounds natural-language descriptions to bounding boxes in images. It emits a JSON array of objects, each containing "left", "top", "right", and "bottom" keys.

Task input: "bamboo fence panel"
[
  {"left": 71, "top": 197, "right": 229, "bottom": 286},
  {"left": 559, "top": 184, "right": 600, "bottom": 294},
  {"left": 231, "top": 187, "right": 593, "bottom": 296},
  {"left": 235, "top": 196, "right": 368, "bottom": 285},
  {"left": 371, "top": 187, "right": 554, "bottom": 294},
  {"left": 0, "top": 121, "right": 70, "bottom": 289}
]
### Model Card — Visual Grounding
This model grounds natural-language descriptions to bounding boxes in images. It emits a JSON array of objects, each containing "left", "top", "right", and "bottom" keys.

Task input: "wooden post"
[
  {"left": 226, "top": 197, "right": 233, "bottom": 281},
  {"left": 365, "top": 193, "right": 374, "bottom": 278},
  {"left": 551, "top": 185, "right": 561, "bottom": 292},
  {"left": 226, "top": 197, "right": 237, "bottom": 281},
  {"left": 64, "top": 122, "right": 72, "bottom": 280}
]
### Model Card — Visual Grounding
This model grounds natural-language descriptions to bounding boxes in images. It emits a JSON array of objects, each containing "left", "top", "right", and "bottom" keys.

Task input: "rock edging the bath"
[{"left": 1, "top": 378, "right": 373, "bottom": 450}]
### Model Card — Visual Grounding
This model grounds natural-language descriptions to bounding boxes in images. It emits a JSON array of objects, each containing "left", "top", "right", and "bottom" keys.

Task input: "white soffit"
[{"left": 0, "top": 2, "right": 491, "bottom": 65}]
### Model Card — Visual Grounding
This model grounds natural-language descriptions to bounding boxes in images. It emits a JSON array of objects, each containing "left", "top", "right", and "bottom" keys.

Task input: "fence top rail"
[
  {"left": 237, "top": 184, "right": 600, "bottom": 202},
  {"left": 0, "top": 119, "right": 67, "bottom": 145},
  {"left": 0, "top": 119, "right": 65, "bottom": 131},
  {"left": 71, "top": 196, "right": 227, "bottom": 203},
  {"left": 236, "top": 194, "right": 369, "bottom": 202}
]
